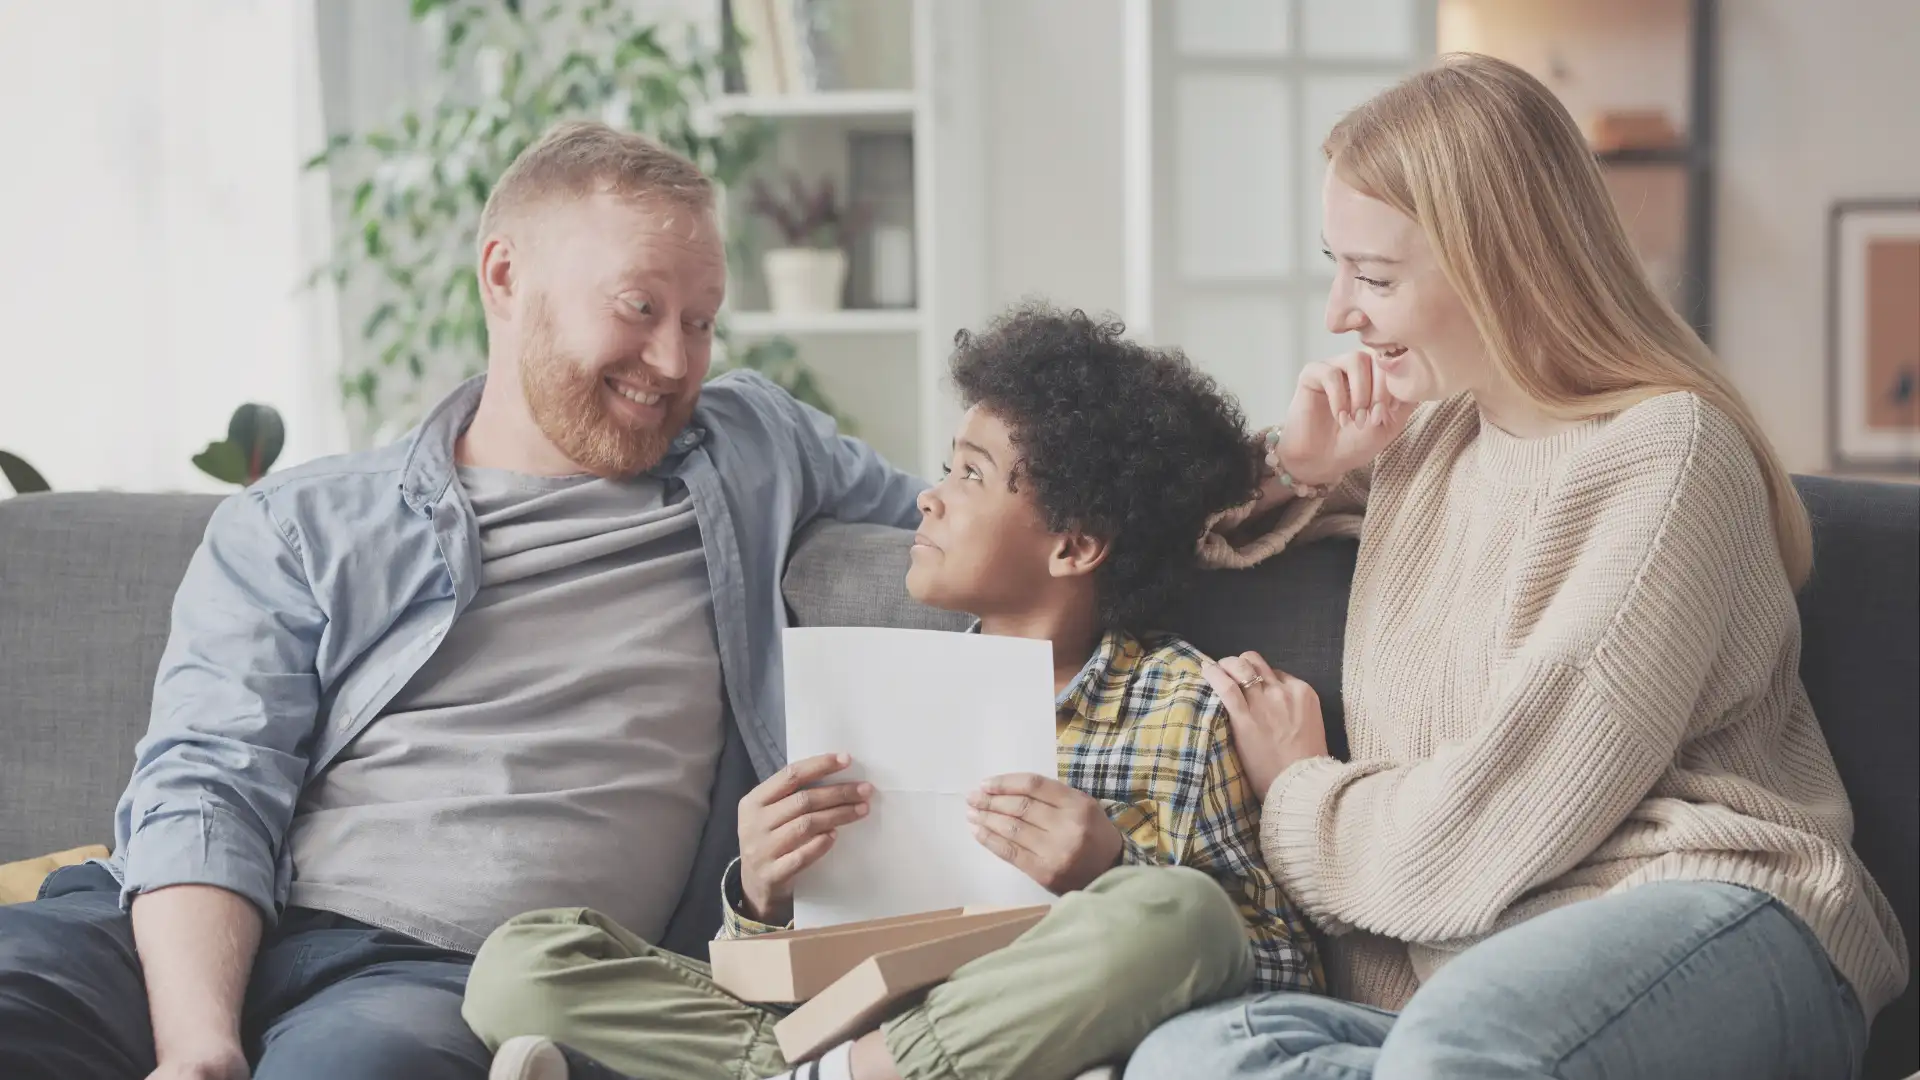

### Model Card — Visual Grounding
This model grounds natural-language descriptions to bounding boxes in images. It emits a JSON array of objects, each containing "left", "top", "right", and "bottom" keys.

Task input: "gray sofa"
[{"left": 2, "top": 478, "right": 1915, "bottom": 1077}]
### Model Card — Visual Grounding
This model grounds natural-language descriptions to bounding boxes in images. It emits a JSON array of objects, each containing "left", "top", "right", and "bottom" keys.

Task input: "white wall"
[
  {"left": 0, "top": 2, "right": 342, "bottom": 494},
  {"left": 979, "top": 0, "right": 1127, "bottom": 319},
  {"left": 1717, "top": 0, "right": 1920, "bottom": 473}
]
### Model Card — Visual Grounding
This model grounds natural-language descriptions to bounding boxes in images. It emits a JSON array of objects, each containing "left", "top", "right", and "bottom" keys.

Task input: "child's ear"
[{"left": 1049, "top": 531, "right": 1109, "bottom": 579}]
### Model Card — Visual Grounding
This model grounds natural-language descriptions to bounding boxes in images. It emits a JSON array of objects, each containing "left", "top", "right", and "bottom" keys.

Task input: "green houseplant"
[
  {"left": 750, "top": 172, "right": 860, "bottom": 314},
  {"left": 310, "top": 0, "right": 848, "bottom": 439},
  {"left": 193, "top": 404, "right": 287, "bottom": 486},
  {"left": 0, "top": 450, "right": 50, "bottom": 495}
]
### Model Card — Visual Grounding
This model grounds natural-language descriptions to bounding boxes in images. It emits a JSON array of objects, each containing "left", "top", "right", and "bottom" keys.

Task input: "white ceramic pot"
[{"left": 764, "top": 248, "right": 848, "bottom": 313}]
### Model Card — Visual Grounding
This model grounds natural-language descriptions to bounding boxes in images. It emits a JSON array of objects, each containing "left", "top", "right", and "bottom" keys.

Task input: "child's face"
[{"left": 906, "top": 406, "right": 1059, "bottom": 616}]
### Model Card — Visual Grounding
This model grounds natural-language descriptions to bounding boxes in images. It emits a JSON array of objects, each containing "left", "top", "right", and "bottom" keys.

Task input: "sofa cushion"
[
  {"left": 782, "top": 521, "right": 973, "bottom": 634},
  {"left": 0, "top": 493, "right": 221, "bottom": 861},
  {"left": 0, "top": 844, "right": 110, "bottom": 905},
  {"left": 1794, "top": 476, "right": 1919, "bottom": 1078}
]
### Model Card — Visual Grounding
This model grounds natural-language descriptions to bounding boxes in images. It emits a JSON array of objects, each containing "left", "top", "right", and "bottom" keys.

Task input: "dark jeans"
[{"left": 0, "top": 862, "right": 489, "bottom": 1080}]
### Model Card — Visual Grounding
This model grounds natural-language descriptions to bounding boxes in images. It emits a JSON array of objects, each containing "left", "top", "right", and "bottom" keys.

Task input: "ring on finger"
[{"left": 1236, "top": 674, "right": 1265, "bottom": 689}]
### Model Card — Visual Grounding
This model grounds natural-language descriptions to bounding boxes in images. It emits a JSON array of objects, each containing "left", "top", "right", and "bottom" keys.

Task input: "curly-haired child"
[{"left": 462, "top": 302, "right": 1322, "bottom": 1080}]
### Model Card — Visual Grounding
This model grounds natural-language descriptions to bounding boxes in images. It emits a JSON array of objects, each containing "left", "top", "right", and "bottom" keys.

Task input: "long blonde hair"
[{"left": 1326, "top": 53, "right": 1812, "bottom": 588}]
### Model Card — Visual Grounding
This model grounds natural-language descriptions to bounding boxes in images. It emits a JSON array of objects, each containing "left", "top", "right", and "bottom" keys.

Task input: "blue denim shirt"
[{"left": 105, "top": 371, "right": 925, "bottom": 948}]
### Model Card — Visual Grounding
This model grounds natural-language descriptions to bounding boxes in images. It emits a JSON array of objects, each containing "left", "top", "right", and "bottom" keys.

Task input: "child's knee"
[
  {"left": 461, "top": 908, "right": 597, "bottom": 1049},
  {"left": 1094, "top": 865, "right": 1240, "bottom": 930},
  {"left": 1080, "top": 867, "right": 1252, "bottom": 991}
]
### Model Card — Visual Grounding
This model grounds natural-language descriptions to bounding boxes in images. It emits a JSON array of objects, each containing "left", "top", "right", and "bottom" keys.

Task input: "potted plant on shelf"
[{"left": 749, "top": 173, "right": 857, "bottom": 314}]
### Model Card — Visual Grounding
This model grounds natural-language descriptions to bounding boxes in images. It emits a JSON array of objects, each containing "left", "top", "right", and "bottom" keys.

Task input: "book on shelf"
[{"left": 725, "top": 0, "right": 840, "bottom": 96}]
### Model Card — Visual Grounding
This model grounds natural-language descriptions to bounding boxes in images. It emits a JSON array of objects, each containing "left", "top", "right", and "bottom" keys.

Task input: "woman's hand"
[
  {"left": 1201, "top": 652, "right": 1331, "bottom": 800},
  {"left": 1272, "top": 350, "right": 1416, "bottom": 487},
  {"left": 737, "top": 753, "right": 872, "bottom": 924},
  {"left": 966, "top": 773, "right": 1124, "bottom": 894}
]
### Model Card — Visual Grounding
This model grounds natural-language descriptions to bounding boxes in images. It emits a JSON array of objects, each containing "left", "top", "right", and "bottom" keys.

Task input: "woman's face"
[{"left": 1320, "top": 172, "right": 1489, "bottom": 404}]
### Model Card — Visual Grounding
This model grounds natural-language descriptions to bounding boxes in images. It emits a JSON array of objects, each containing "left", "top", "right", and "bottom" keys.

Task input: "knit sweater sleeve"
[
  {"left": 1197, "top": 464, "right": 1371, "bottom": 570},
  {"left": 1198, "top": 398, "right": 1468, "bottom": 570},
  {"left": 1262, "top": 395, "right": 1792, "bottom": 943}
]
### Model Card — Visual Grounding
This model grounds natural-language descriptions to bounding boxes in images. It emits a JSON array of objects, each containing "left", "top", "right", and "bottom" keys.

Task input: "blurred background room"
[{"left": 1, "top": 0, "right": 1915, "bottom": 496}]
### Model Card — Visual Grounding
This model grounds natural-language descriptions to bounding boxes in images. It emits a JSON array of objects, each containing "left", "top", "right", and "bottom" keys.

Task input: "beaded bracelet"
[{"left": 1263, "top": 427, "right": 1328, "bottom": 499}]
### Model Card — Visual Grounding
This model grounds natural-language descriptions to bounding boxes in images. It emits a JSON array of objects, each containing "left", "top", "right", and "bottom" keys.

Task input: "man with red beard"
[{"left": 0, "top": 122, "right": 925, "bottom": 1080}]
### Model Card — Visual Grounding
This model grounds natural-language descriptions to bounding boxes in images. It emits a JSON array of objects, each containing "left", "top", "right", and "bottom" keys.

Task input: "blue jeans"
[
  {"left": 1126, "top": 882, "right": 1868, "bottom": 1080},
  {"left": 0, "top": 863, "right": 489, "bottom": 1080}
]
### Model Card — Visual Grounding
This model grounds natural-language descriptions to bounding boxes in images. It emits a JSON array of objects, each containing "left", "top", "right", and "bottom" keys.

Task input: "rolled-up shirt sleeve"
[
  {"left": 113, "top": 489, "right": 326, "bottom": 923},
  {"left": 757, "top": 371, "right": 926, "bottom": 531}
]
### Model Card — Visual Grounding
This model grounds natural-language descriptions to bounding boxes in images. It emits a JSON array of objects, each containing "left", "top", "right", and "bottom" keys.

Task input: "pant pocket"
[{"left": 242, "top": 942, "right": 312, "bottom": 1048}]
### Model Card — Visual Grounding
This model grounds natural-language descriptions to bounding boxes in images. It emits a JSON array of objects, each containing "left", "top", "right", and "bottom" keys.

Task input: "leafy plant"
[
  {"left": 747, "top": 173, "right": 859, "bottom": 250},
  {"left": 193, "top": 404, "right": 286, "bottom": 486},
  {"left": 0, "top": 450, "right": 50, "bottom": 494},
  {"left": 309, "top": 0, "right": 850, "bottom": 434},
  {"left": 711, "top": 331, "right": 854, "bottom": 434}
]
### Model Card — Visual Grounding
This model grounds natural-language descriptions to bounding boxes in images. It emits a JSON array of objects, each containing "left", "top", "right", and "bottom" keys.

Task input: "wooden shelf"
[
  {"left": 727, "top": 309, "right": 921, "bottom": 336},
  {"left": 1595, "top": 145, "right": 1694, "bottom": 167},
  {"left": 708, "top": 91, "right": 919, "bottom": 120}
]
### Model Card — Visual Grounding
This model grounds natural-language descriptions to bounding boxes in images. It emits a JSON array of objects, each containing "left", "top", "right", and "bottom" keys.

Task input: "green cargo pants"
[{"left": 462, "top": 866, "right": 1254, "bottom": 1080}]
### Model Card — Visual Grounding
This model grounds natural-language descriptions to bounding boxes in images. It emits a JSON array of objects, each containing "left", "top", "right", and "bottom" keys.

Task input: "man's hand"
[
  {"left": 737, "top": 753, "right": 872, "bottom": 925},
  {"left": 146, "top": 1043, "right": 250, "bottom": 1080},
  {"left": 966, "top": 774, "right": 1123, "bottom": 894}
]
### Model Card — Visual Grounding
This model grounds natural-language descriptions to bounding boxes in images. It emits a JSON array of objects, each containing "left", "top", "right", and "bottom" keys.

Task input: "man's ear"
[
  {"left": 1048, "top": 530, "right": 1109, "bottom": 580},
  {"left": 478, "top": 234, "right": 518, "bottom": 321}
]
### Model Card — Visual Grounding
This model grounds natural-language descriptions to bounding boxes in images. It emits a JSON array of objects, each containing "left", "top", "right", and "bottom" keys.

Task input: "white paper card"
[{"left": 783, "top": 626, "right": 1060, "bottom": 927}]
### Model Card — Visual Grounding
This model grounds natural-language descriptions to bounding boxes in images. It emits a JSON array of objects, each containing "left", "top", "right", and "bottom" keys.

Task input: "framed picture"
[{"left": 1828, "top": 199, "right": 1920, "bottom": 472}]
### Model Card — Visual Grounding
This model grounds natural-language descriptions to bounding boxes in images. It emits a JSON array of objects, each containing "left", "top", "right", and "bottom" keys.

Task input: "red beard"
[{"left": 516, "top": 296, "right": 698, "bottom": 477}]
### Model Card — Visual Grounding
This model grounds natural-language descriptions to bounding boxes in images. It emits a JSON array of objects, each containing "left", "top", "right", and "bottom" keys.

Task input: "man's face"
[
  {"left": 905, "top": 406, "right": 1061, "bottom": 616},
  {"left": 501, "top": 192, "right": 726, "bottom": 477}
]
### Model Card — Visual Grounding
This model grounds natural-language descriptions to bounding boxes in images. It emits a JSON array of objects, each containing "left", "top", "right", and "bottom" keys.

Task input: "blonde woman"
[{"left": 1126, "top": 55, "right": 1908, "bottom": 1079}]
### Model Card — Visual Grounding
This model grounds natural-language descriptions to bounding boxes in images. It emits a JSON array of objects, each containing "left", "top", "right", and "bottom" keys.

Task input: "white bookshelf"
[
  {"left": 714, "top": 0, "right": 985, "bottom": 478},
  {"left": 707, "top": 89, "right": 918, "bottom": 120}
]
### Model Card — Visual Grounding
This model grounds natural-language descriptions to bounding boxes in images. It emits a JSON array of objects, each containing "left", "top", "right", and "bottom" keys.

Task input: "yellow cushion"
[{"left": 0, "top": 844, "right": 109, "bottom": 904}]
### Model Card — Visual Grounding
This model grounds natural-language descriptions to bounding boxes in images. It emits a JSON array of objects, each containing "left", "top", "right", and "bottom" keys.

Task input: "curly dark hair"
[{"left": 949, "top": 300, "right": 1261, "bottom": 632}]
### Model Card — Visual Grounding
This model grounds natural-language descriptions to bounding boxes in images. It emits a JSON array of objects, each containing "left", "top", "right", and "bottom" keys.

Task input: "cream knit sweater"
[{"left": 1209, "top": 391, "right": 1909, "bottom": 1019}]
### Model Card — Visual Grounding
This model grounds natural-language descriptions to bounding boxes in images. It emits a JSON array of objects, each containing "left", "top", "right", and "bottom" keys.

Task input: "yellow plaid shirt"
[{"left": 721, "top": 629, "right": 1323, "bottom": 994}]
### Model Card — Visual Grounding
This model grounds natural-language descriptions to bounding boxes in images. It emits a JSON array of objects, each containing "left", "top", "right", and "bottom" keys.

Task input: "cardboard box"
[
  {"left": 772, "top": 906, "right": 1049, "bottom": 1062},
  {"left": 711, "top": 906, "right": 1043, "bottom": 1004}
]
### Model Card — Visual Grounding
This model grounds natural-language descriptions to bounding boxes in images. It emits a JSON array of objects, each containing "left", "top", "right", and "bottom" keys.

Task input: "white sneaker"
[
  {"left": 489, "top": 1035, "right": 638, "bottom": 1080},
  {"left": 490, "top": 1037, "right": 569, "bottom": 1080}
]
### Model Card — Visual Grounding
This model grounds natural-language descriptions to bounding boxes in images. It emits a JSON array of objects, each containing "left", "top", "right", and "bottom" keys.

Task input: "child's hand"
[
  {"left": 737, "top": 753, "right": 872, "bottom": 925},
  {"left": 966, "top": 774, "right": 1124, "bottom": 894}
]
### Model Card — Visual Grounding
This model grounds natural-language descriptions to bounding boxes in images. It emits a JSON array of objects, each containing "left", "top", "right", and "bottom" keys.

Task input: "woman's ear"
[{"left": 1049, "top": 530, "right": 1110, "bottom": 580}]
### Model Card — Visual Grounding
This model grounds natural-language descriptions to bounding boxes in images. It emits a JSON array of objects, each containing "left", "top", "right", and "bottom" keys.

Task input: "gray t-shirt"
[{"left": 285, "top": 465, "right": 725, "bottom": 951}]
